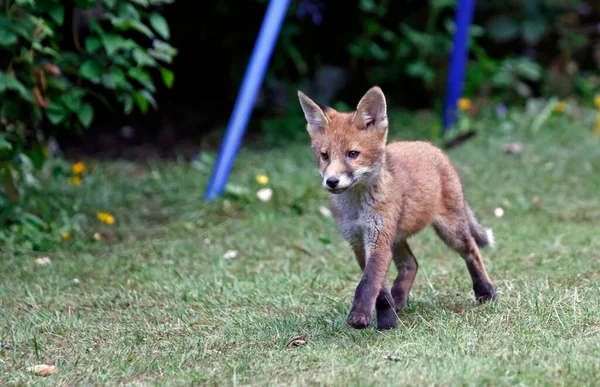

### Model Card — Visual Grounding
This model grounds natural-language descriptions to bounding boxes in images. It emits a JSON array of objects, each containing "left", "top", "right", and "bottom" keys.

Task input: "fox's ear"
[
  {"left": 355, "top": 86, "right": 388, "bottom": 132},
  {"left": 298, "top": 90, "right": 330, "bottom": 134}
]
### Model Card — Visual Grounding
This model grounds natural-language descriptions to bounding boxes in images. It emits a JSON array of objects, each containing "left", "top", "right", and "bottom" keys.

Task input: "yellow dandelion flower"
[
  {"left": 555, "top": 101, "right": 566, "bottom": 113},
  {"left": 69, "top": 176, "right": 82, "bottom": 185},
  {"left": 256, "top": 174, "right": 269, "bottom": 185},
  {"left": 72, "top": 161, "right": 86, "bottom": 175},
  {"left": 93, "top": 232, "right": 101, "bottom": 240},
  {"left": 594, "top": 94, "right": 600, "bottom": 109},
  {"left": 97, "top": 212, "right": 116, "bottom": 225},
  {"left": 457, "top": 98, "right": 472, "bottom": 111},
  {"left": 61, "top": 232, "right": 70, "bottom": 240}
]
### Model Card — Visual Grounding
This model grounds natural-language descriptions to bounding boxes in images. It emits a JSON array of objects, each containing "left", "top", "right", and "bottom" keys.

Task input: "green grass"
[{"left": 1, "top": 108, "right": 600, "bottom": 386}]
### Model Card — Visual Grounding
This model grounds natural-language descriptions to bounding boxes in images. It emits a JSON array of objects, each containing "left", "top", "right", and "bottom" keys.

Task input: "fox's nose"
[{"left": 326, "top": 177, "right": 340, "bottom": 188}]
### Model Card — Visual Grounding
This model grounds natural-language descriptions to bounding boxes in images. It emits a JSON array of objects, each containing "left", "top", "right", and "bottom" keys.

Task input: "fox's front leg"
[
  {"left": 347, "top": 238, "right": 394, "bottom": 330},
  {"left": 351, "top": 245, "right": 397, "bottom": 330}
]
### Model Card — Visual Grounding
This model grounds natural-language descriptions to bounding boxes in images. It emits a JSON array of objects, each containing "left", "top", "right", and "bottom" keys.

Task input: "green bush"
[{"left": 0, "top": 0, "right": 176, "bottom": 250}]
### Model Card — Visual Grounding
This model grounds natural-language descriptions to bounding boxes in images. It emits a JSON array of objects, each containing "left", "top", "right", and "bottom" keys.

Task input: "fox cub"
[{"left": 298, "top": 86, "right": 497, "bottom": 330}]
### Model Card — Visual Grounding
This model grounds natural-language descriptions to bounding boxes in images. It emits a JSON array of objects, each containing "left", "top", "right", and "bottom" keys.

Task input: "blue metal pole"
[
  {"left": 442, "top": 0, "right": 476, "bottom": 130},
  {"left": 204, "top": 0, "right": 291, "bottom": 201}
]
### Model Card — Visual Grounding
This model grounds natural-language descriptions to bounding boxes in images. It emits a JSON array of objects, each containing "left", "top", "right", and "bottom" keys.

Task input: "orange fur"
[{"left": 298, "top": 86, "right": 497, "bottom": 330}]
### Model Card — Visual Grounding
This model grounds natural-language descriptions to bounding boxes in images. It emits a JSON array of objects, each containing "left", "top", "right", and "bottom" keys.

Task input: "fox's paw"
[
  {"left": 376, "top": 308, "right": 397, "bottom": 331},
  {"left": 392, "top": 297, "right": 407, "bottom": 313},
  {"left": 474, "top": 282, "right": 497, "bottom": 302},
  {"left": 347, "top": 311, "right": 371, "bottom": 329}
]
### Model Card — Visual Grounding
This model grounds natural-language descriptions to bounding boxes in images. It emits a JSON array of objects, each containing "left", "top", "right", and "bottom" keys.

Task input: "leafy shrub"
[{"left": 0, "top": 0, "right": 176, "bottom": 250}]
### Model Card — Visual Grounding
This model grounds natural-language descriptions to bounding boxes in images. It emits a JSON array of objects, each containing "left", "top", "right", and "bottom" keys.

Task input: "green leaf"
[
  {"left": 128, "top": 67, "right": 155, "bottom": 91},
  {"left": 78, "top": 104, "right": 94, "bottom": 128},
  {"left": 4, "top": 75, "right": 32, "bottom": 102},
  {"left": 79, "top": 60, "right": 103, "bottom": 82},
  {"left": 103, "top": 0, "right": 117, "bottom": 8},
  {"left": 133, "top": 49, "right": 157, "bottom": 67},
  {"left": 160, "top": 68, "right": 174, "bottom": 88},
  {"left": 521, "top": 19, "right": 548, "bottom": 45},
  {"left": 110, "top": 67, "right": 127, "bottom": 87},
  {"left": 515, "top": 59, "right": 542, "bottom": 81},
  {"left": 61, "top": 88, "right": 85, "bottom": 112},
  {"left": 148, "top": 40, "right": 177, "bottom": 63},
  {"left": 486, "top": 17, "right": 520, "bottom": 43},
  {"left": 139, "top": 90, "right": 157, "bottom": 110},
  {"left": 406, "top": 61, "right": 436, "bottom": 84},
  {"left": 117, "top": 2, "right": 141, "bottom": 19},
  {"left": 45, "top": 102, "right": 69, "bottom": 125},
  {"left": 0, "top": 133, "right": 13, "bottom": 152},
  {"left": 0, "top": 30, "right": 17, "bottom": 46},
  {"left": 133, "top": 91, "right": 149, "bottom": 113},
  {"left": 31, "top": 42, "right": 60, "bottom": 57},
  {"left": 102, "top": 34, "right": 128, "bottom": 56},
  {"left": 85, "top": 37, "right": 103, "bottom": 53},
  {"left": 133, "top": 89, "right": 157, "bottom": 113},
  {"left": 149, "top": 12, "right": 170, "bottom": 40},
  {"left": 111, "top": 18, "right": 154, "bottom": 38},
  {"left": 49, "top": 6, "right": 65, "bottom": 25},
  {"left": 122, "top": 94, "right": 134, "bottom": 114}
]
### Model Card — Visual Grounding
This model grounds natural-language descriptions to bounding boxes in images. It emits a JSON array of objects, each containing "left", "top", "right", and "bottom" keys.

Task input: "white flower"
[
  {"left": 223, "top": 250, "right": 238, "bottom": 260},
  {"left": 319, "top": 206, "right": 332, "bottom": 217},
  {"left": 256, "top": 188, "right": 273, "bottom": 202},
  {"left": 35, "top": 256, "right": 52, "bottom": 265},
  {"left": 494, "top": 207, "right": 504, "bottom": 218},
  {"left": 73, "top": 278, "right": 80, "bottom": 284}
]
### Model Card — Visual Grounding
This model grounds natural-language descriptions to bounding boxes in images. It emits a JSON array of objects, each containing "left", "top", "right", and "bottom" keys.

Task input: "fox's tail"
[{"left": 465, "top": 203, "right": 495, "bottom": 248}]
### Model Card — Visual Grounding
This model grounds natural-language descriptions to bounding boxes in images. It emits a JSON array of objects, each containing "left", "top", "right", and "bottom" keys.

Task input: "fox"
[{"left": 297, "top": 86, "right": 497, "bottom": 331}]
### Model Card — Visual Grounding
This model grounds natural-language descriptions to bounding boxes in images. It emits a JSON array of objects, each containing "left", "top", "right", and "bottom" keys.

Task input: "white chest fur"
[{"left": 332, "top": 190, "right": 384, "bottom": 252}]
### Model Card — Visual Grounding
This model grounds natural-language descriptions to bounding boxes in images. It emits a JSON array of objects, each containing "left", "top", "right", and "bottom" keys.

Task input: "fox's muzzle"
[{"left": 322, "top": 161, "right": 353, "bottom": 192}]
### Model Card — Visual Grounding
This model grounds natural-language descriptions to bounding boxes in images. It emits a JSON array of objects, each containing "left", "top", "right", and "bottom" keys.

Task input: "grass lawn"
[{"left": 1, "top": 108, "right": 599, "bottom": 386}]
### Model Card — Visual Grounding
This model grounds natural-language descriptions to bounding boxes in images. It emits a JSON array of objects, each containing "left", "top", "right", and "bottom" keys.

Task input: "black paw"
[
  {"left": 393, "top": 297, "right": 408, "bottom": 313},
  {"left": 474, "top": 282, "right": 497, "bottom": 302},
  {"left": 347, "top": 311, "right": 372, "bottom": 329},
  {"left": 376, "top": 307, "right": 397, "bottom": 330}
]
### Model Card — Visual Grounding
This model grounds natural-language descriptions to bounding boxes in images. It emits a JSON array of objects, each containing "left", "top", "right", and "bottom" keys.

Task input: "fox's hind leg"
[
  {"left": 352, "top": 245, "right": 397, "bottom": 330},
  {"left": 433, "top": 214, "right": 497, "bottom": 302},
  {"left": 391, "top": 241, "right": 418, "bottom": 312}
]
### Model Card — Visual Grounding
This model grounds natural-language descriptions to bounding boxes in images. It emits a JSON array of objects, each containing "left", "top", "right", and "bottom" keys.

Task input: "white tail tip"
[{"left": 486, "top": 228, "right": 496, "bottom": 247}]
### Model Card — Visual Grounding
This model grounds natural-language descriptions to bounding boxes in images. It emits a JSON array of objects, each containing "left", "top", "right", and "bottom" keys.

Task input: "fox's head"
[{"left": 297, "top": 86, "right": 388, "bottom": 194}]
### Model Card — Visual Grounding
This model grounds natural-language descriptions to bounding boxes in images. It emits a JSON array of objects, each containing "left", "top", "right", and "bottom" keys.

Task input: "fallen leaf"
[
  {"left": 35, "top": 256, "right": 52, "bottom": 265},
  {"left": 33, "top": 364, "right": 58, "bottom": 376},
  {"left": 257, "top": 188, "right": 273, "bottom": 202},
  {"left": 286, "top": 335, "right": 308, "bottom": 348},
  {"left": 319, "top": 206, "right": 332, "bottom": 217},
  {"left": 502, "top": 142, "right": 523, "bottom": 154},
  {"left": 295, "top": 245, "right": 312, "bottom": 256},
  {"left": 223, "top": 250, "right": 238, "bottom": 260}
]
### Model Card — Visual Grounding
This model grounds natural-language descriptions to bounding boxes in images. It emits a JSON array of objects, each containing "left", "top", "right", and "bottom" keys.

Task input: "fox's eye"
[
  {"left": 347, "top": 150, "right": 360, "bottom": 159},
  {"left": 321, "top": 152, "right": 329, "bottom": 161}
]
